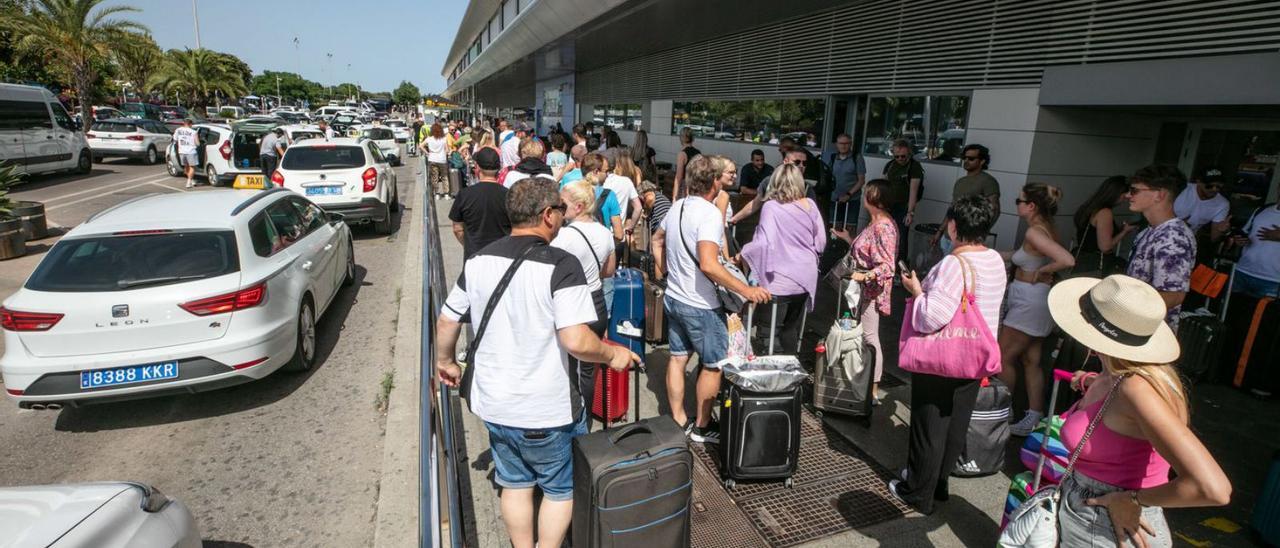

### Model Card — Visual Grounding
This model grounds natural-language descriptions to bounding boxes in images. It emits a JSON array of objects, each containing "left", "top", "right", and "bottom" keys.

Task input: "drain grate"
[
  {"left": 689, "top": 408, "right": 910, "bottom": 546},
  {"left": 691, "top": 456, "right": 770, "bottom": 548}
]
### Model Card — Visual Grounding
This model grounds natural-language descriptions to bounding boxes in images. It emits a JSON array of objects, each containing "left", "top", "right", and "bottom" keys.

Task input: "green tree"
[
  {"left": 392, "top": 80, "right": 420, "bottom": 106},
  {"left": 2, "top": 0, "right": 147, "bottom": 131},
  {"left": 213, "top": 51, "right": 252, "bottom": 88},
  {"left": 250, "top": 70, "right": 324, "bottom": 104},
  {"left": 150, "top": 48, "right": 248, "bottom": 110},
  {"left": 334, "top": 82, "right": 361, "bottom": 100},
  {"left": 112, "top": 31, "right": 160, "bottom": 97}
]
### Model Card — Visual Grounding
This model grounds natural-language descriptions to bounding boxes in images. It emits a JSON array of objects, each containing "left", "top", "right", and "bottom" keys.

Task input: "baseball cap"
[
  {"left": 473, "top": 148, "right": 501, "bottom": 170},
  {"left": 1199, "top": 167, "right": 1226, "bottom": 186}
]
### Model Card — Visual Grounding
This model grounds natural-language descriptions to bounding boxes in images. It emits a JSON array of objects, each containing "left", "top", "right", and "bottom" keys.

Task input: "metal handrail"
[{"left": 420, "top": 156, "right": 465, "bottom": 547}]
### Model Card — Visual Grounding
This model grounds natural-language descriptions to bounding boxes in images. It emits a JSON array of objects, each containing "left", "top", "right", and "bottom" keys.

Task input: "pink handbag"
[{"left": 898, "top": 256, "right": 1001, "bottom": 379}]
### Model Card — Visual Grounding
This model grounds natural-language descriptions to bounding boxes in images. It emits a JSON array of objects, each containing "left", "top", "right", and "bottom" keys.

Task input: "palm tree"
[
  {"left": 150, "top": 48, "right": 248, "bottom": 110},
  {"left": 113, "top": 31, "right": 161, "bottom": 98},
  {"left": 2, "top": 0, "right": 147, "bottom": 132}
]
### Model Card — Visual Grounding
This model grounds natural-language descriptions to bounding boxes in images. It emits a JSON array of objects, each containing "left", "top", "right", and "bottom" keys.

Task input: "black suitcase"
[
  {"left": 718, "top": 301, "right": 804, "bottom": 487},
  {"left": 1177, "top": 315, "right": 1226, "bottom": 383},
  {"left": 817, "top": 236, "right": 852, "bottom": 280},
  {"left": 953, "top": 377, "right": 1012, "bottom": 477},
  {"left": 572, "top": 417, "right": 693, "bottom": 548}
]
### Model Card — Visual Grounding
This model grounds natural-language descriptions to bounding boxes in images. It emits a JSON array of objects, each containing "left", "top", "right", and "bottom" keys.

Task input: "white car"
[
  {"left": 352, "top": 124, "right": 400, "bottom": 166},
  {"left": 279, "top": 124, "right": 325, "bottom": 146},
  {"left": 164, "top": 122, "right": 234, "bottom": 184},
  {"left": 0, "top": 83, "right": 91, "bottom": 177},
  {"left": 273, "top": 138, "right": 399, "bottom": 234},
  {"left": 0, "top": 482, "right": 200, "bottom": 547},
  {"left": 383, "top": 119, "right": 412, "bottom": 143},
  {"left": 0, "top": 189, "right": 355, "bottom": 408},
  {"left": 87, "top": 118, "right": 174, "bottom": 165}
]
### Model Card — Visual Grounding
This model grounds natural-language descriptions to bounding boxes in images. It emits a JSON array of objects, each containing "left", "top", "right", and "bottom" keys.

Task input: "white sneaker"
[
  {"left": 185, "top": 179, "right": 194, "bottom": 189},
  {"left": 1010, "top": 410, "right": 1044, "bottom": 437}
]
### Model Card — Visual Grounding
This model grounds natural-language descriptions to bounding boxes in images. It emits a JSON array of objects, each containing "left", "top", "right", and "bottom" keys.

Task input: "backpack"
[
  {"left": 883, "top": 157, "right": 926, "bottom": 201},
  {"left": 595, "top": 188, "right": 615, "bottom": 223}
]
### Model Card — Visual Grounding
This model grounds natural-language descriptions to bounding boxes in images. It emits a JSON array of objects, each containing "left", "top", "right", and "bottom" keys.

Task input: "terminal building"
[{"left": 441, "top": 0, "right": 1280, "bottom": 245}]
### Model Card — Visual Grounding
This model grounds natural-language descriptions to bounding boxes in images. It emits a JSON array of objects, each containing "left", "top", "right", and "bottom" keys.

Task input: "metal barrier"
[{"left": 419, "top": 156, "right": 465, "bottom": 547}]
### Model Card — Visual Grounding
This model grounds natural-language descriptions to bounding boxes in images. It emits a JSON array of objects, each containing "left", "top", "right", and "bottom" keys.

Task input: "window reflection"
[
  {"left": 864, "top": 95, "right": 970, "bottom": 163},
  {"left": 592, "top": 104, "right": 642, "bottom": 131},
  {"left": 671, "top": 99, "right": 825, "bottom": 147}
]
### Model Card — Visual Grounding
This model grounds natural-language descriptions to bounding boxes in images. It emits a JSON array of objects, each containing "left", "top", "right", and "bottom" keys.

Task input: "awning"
[{"left": 1039, "top": 53, "right": 1280, "bottom": 107}]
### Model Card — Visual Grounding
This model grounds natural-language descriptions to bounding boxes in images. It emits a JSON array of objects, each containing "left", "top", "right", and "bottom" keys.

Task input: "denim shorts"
[
  {"left": 1058, "top": 472, "right": 1171, "bottom": 547},
  {"left": 1234, "top": 270, "right": 1279, "bottom": 299},
  {"left": 484, "top": 412, "right": 588, "bottom": 501},
  {"left": 664, "top": 296, "right": 729, "bottom": 370}
]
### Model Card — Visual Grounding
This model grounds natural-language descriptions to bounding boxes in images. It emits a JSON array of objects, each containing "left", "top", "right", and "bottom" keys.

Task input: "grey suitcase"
[
  {"left": 447, "top": 167, "right": 462, "bottom": 194},
  {"left": 813, "top": 280, "right": 875, "bottom": 418},
  {"left": 572, "top": 417, "right": 693, "bottom": 548}
]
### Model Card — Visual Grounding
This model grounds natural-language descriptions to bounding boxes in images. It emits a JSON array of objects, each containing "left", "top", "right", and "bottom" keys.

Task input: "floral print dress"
[{"left": 851, "top": 217, "right": 899, "bottom": 316}]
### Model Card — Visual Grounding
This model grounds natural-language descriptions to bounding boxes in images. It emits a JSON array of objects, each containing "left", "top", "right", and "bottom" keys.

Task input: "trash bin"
[{"left": 722, "top": 356, "right": 809, "bottom": 392}]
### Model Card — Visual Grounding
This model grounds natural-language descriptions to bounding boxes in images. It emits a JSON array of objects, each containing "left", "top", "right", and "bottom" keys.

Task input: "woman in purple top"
[{"left": 740, "top": 164, "right": 827, "bottom": 353}]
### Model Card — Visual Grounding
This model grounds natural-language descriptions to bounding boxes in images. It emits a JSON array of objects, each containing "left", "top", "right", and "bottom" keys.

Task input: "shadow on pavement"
[
  {"left": 203, "top": 542, "right": 254, "bottom": 548},
  {"left": 51, "top": 265, "right": 370, "bottom": 432},
  {"left": 13, "top": 167, "right": 125, "bottom": 193}
]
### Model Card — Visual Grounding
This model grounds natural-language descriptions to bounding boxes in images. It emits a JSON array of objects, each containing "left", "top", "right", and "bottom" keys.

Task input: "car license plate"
[
  {"left": 79, "top": 361, "right": 179, "bottom": 389},
  {"left": 305, "top": 186, "right": 342, "bottom": 196},
  {"left": 233, "top": 174, "right": 265, "bottom": 189}
]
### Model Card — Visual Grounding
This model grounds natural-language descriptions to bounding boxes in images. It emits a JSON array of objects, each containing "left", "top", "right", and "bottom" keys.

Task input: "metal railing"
[{"left": 419, "top": 156, "right": 465, "bottom": 547}]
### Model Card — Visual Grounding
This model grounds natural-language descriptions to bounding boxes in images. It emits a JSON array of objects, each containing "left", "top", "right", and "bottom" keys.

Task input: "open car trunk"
[{"left": 232, "top": 130, "right": 266, "bottom": 169}]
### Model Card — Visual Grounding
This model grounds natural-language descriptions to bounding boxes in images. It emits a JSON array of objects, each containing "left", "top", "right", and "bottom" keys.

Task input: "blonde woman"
[
  {"left": 672, "top": 127, "right": 701, "bottom": 199},
  {"left": 739, "top": 163, "right": 826, "bottom": 353},
  {"left": 1002, "top": 183, "right": 1076, "bottom": 436},
  {"left": 706, "top": 155, "right": 739, "bottom": 261},
  {"left": 606, "top": 149, "right": 645, "bottom": 236},
  {"left": 1047, "top": 275, "right": 1230, "bottom": 547},
  {"left": 551, "top": 179, "right": 616, "bottom": 428}
]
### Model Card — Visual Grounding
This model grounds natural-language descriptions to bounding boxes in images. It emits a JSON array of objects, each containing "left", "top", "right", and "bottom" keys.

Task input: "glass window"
[
  {"left": 864, "top": 94, "right": 970, "bottom": 163},
  {"left": 368, "top": 143, "right": 385, "bottom": 163},
  {"left": 26, "top": 231, "right": 239, "bottom": 292},
  {"left": 264, "top": 200, "right": 307, "bottom": 252},
  {"left": 248, "top": 213, "right": 279, "bottom": 257},
  {"left": 591, "top": 103, "right": 642, "bottom": 131},
  {"left": 670, "top": 99, "right": 825, "bottom": 146},
  {"left": 290, "top": 198, "right": 327, "bottom": 234},
  {"left": 281, "top": 145, "right": 365, "bottom": 170},
  {"left": 50, "top": 102, "right": 74, "bottom": 130}
]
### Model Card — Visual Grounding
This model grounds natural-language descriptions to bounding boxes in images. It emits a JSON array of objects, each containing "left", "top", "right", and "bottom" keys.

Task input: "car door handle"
[
  {"left": 323, "top": 243, "right": 333, "bottom": 251},
  {"left": 302, "top": 260, "right": 314, "bottom": 271}
]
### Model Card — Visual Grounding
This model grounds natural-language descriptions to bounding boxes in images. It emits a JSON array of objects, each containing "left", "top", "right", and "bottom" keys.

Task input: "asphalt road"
[{"left": 0, "top": 153, "right": 418, "bottom": 546}]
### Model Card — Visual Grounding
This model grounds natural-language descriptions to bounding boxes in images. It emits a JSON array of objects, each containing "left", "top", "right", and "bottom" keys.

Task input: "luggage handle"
[
  {"left": 1031, "top": 368, "right": 1078, "bottom": 491},
  {"left": 608, "top": 422, "right": 654, "bottom": 445}
]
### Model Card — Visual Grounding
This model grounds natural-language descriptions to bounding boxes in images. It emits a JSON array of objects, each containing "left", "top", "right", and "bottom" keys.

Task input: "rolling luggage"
[
  {"left": 813, "top": 280, "right": 875, "bottom": 419},
  {"left": 1254, "top": 451, "right": 1280, "bottom": 546},
  {"left": 644, "top": 280, "right": 666, "bottom": 344},
  {"left": 817, "top": 236, "right": 851, "bottom": 280},
  {"left": 592, "top": 340, "right": 631, "bottom": 425},
  {"left": 1232, "top": 295, "right": 1279, "bottom": 391},
  {"left": 609, "top": 262, "right": 646, "bottom": 360},
  {"left": 718, "top": 301, "right": 807, "bottom": 487},
  {"left": 447, "top": 167, "right": 462, "bottom": 195},
  {"left": 953, "top": 377, "right": 1012, "bottom": 477},
  {"left": 572, "top": 417, "right": 693, "bottom": 548},
  {"left": 1178, "top": 260, "right": 1234, "bottom": 383}
]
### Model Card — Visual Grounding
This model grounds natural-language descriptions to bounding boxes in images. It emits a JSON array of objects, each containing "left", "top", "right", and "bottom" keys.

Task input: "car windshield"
[
  {"left": 26, "top": 231, "right": 239, "bottom": 292},
  {"left": 385, "top": 120, "right": 405, "bottom": 127},
  {"left": 91, "top": 122, "right": 137, "bottom": 132},
  {"left": 334, "top": 116, "right": 356, "bottom": 123},
  {"left": 362, "top": 128, "right": 394, "bottom": 140},
  {"left": 281, "top": 146, "right": 365, "bottom": 170}
]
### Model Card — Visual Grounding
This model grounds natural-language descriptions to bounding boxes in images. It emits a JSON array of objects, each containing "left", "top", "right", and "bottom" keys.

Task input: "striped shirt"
[
  {"left": 911, "top": 250, "right": 1006, "bottom": 335},
  {"left": 442, "top": 235, "right": 597, "bottom": 428},
  {"left": 648, "top": 192, "right": 671, "bottom": 236}
]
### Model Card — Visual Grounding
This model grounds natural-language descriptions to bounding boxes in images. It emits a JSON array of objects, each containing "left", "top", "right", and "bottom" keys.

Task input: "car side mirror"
[{"left": 328, "top": 212, "right": 346, "bottom": 225}]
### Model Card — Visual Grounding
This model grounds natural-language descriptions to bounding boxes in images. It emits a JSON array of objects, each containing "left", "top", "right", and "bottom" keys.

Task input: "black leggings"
[{"left": 898, "top": 373, "right": 981, "bottom": 514}]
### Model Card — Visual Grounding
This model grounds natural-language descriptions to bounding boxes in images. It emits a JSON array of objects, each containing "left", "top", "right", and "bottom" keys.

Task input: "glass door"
[
  {"left": 825, "top": 95, "right": 864, "bottom": 151},
  {"left": 1180, "top": 123, "right": 1280, "bottom": 222}
]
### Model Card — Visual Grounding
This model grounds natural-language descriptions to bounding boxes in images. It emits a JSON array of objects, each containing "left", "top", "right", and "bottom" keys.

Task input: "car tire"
[
  {"left": 93, "top": 155, "right": 103, "bottom": 164},
  {"left": 205, "top": 165, "right": 220, "bottom": 186},
  {"left": 342, "top": 241, "right": 356, "bottom": 287},
  {"left": 145, "top": 146, "right": 158, "bottom": 165},
  {"left": 76, "top": 149, "right": 91, "bottom": 174},
  {"left": 374, "top": 202, "right": 393, "bottom": 235},
  {"left": 283, "top": 297, "right": 317, "bottom": 372}
]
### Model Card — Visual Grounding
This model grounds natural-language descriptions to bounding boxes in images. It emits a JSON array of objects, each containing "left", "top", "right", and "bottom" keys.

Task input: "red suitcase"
[{"left": 591, "top": 340, "right": 631, "bottom": 425}]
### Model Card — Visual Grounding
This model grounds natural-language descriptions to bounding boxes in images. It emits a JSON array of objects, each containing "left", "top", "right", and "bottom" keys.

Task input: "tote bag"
[{"left": 898, "top": 255, "right": 1000, "bottom": 380}]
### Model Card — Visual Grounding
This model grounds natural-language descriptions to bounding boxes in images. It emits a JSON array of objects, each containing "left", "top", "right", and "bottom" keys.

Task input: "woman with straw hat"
[{"left": 1048, "top": 274, "right": 1231, "bottom": 547}]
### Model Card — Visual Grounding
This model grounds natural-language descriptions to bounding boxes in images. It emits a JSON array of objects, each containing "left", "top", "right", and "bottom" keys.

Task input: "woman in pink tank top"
[{"left": 1046, "top": 274, "right": 1231, "bottom": 547}]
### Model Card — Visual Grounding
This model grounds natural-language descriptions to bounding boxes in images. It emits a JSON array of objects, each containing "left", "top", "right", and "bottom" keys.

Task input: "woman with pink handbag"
[{"left": 889, "top": 195, "right": 1007, "bottom": 514}]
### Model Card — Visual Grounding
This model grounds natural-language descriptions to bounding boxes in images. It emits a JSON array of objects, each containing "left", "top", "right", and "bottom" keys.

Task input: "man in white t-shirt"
[
  {"left": 601, "top": 157, "right": 643, "bottom": 236},
  {"left": 1231, "top": 201, "right": 1280, "bottom": 299},
  {"left": 1174, "top": 167, "right": 1230, "bottom": 241},
  {"left": 173, "top": 119, "right": 200, "bottom": 188},
  {"left": 656, "top": 155, "right": 770, "bottom": 444},
  {"left": 499, "top": 120, "right": 525, "bottom": 169}
]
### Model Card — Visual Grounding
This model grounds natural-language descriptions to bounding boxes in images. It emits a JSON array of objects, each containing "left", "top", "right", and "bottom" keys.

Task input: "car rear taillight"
[
  {"left": 179, "top": 283, "right": 266, "bottom": 316},
  {"left": 362, "top": 168, "right": 377, "bottom": 192},
  {"left": 85, "top": 133, "right": 96, "bottom": 139},
  {"left": 0, "top": 307, "right": 64, "bottom": 332},
  {"left": 125, "top": 135, "right": 144, "bottom": 141},
  {"left": 271, "top": 171, "right": 284, "bottom": 186},
  {"left": 219, "top": 141, "right": 231, "bottom": 160}
]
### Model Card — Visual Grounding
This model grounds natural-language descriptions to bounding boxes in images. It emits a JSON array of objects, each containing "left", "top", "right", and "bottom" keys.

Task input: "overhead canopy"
[{"left": 1039, "top": 53, "right": 1280, "bottom": 107}]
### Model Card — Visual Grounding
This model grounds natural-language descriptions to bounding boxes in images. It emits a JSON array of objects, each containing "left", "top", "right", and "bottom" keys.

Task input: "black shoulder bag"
[
  {"left": 568, "top": 225, "right": 602, "bottom": 274},
  {"left": 459, "top": 242, "right": 540, "bottom": 405},
  {"left": 677, "top": 204, "right": 748, "bottom": 313}
]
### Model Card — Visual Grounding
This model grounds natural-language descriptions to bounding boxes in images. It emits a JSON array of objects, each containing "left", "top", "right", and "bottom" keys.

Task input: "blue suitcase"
[
  {"left": 1255, "top": 451, "right": 1280, "bottom": 545},
  {"left": 609, "top": 266, "right": 646, "bottom": 361}
]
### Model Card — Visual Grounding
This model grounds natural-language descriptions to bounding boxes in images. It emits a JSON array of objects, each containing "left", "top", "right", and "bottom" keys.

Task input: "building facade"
[{"left": 443, "top": 0, "right": 1280, "bottom": 246}]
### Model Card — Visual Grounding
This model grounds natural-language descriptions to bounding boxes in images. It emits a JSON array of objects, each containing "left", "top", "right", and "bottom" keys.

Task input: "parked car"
[
  {"left": 353, "top": 125, "right": 400, "bottom": 166},
  {"left": 279, "top": 124, "right": 325, "bottom": 146},
  {"left": 120, "top": 102, "right": 164, "bottom": 121},
  {"left": 383, "top": 119, "right": 412, "bottom": 143},
  {"left": 221, "top": 118, "right": 285, "bottom": 188},
  {"left": 163, "top": 122, "right": 234, "bottom": 183},
  {"left": 330, "top": 113, "right": 360, "bottom": 135},
  {"left": 0, "top": 189, "right": 356, "bottom": 408},
  {"left": 91, "top": 105, "right": 126, "bottom": 121},
  {"left": 0, "top": 83, "right": 92, "bottom": 176},
  {"left": 273, "top": 138, "right": 399, "bottom": 234},
  {"left": 0, "top": 482, "right": 200, "bottom": 547},
  {"left": 86, "top": 118, "right": 174, "bottom": 165},
  {"left": 159, "top": 105, "right": 189, "bottom": 120}
]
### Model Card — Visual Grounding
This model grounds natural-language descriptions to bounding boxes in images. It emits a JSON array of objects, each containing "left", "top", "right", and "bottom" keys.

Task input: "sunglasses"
[
  {"left": 546, "top": 203, "right": 568, "bottom": 215},
  {"left": 1015, "top": 198, "right": 1029, "bottom": 205},
  {"left": 1128, "top": 186, "right": 1157, "bottom": 195}
]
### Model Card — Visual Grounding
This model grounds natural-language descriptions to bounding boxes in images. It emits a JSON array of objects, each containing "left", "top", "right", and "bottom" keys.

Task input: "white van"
[{"left": 0, "top": 83, "right": 91, "bottom": 176}]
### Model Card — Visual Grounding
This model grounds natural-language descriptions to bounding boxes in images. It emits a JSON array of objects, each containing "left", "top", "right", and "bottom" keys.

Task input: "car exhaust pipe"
[
  {"left": 29, "top": 403, "right": 46, "bottom": 410},
  {"left": 45, "top": 403, "right": 62, "bottom": 410}
]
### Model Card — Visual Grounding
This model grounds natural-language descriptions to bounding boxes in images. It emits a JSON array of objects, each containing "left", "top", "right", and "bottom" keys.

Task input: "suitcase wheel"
[
  {"left": 813, "top": 409, "right": 824, "bottom": 419},
  {"left": 785, "top": 478, "right": 794, "bottom": 489},
  {"left": 724, "top": 478, "right": 735, "bottom": 490}
]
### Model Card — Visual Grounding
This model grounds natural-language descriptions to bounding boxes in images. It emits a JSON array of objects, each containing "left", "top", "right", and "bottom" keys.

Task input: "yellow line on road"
[{"left": 46, "top": 176, "right": 174, "bottom": 211}]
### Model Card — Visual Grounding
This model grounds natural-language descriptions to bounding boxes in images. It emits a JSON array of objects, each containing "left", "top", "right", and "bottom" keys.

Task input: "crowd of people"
[{"left": 428, "top": 114, "right": 1268, "bottom": 548}]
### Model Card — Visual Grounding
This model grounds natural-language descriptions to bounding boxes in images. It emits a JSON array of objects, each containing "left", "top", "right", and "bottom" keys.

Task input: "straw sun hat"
[{"left": 1047, "top": 274, "right": 1181, "bottom": 364}]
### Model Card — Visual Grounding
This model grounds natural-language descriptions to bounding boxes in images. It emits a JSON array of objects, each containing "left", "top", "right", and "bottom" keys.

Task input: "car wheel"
[
  {"left": 283, "top": 297, "right": 317, "bottom": 372},
  {"left": 93, "top": 155, "right": 103, "bottom": 164},
  {"left": 205, "top": 165, "right": 220, "bottom": 186},
  {"left": 145, "top": 146, "right": 158, "bottom": 165},
  {"left": 342, "top": 241, "right": 356, "bottom": 287},
  {"left": 374, "top": 202, "right": 393, "bottom": 235},
  {"left": 76, "top": 149, "right": 91, "bottom": 174}
]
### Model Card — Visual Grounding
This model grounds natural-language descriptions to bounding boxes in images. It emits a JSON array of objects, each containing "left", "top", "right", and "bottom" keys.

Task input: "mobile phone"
[{"left": 898, "top": 260, "right": 912, "bottom": 275}]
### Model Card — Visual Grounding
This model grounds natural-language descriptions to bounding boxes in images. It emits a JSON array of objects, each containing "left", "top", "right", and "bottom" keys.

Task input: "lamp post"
[
  {"left": 276, "top": 76, "right": 282, "bottom": 106},
  {"left": 191, "top": 0, "right": 202, "bottom": 49}
]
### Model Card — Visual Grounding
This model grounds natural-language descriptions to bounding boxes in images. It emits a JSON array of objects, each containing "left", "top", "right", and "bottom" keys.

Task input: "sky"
[{"left": 107, "top": 0, "right": 468, "bottom": 94}]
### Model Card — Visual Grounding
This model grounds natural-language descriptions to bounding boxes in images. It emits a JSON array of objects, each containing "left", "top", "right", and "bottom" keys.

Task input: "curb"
[{"left": 373, "top": 178, "right": 425, "bottom": 547}]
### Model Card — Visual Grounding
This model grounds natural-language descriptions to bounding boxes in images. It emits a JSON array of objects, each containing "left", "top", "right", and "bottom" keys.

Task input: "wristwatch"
[{"left": 1130, "top": 490, "right": 1147, "bottom": 508}]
